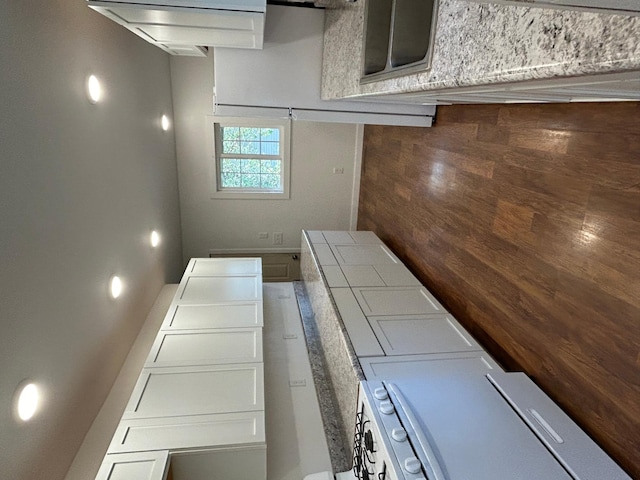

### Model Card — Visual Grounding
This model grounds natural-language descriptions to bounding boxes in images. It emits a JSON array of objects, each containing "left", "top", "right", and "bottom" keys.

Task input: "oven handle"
[{"left": 386, "top": 383, "right": 448, "bottom": 480}]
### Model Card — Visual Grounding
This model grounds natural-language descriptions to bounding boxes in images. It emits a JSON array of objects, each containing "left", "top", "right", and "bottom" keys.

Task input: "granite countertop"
[{"left": 321, "top": 0, "right": 640, "bottom": 99}]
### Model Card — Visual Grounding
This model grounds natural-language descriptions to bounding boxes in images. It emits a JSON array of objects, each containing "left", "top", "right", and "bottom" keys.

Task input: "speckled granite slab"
[
  {"left": 299, "top": 232, "right": 364, "bottom": 473},
  {"left": 293, "top": 281, "right": 353, "bottom": 474},
  {"left": 322, "top": 0, "right": 640, "bottom": 99}
]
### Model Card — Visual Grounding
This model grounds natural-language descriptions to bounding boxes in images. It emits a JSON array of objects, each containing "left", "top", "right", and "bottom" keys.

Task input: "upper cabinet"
[{"left": 87, "top": 0, "right": 266, "bottom": 56}]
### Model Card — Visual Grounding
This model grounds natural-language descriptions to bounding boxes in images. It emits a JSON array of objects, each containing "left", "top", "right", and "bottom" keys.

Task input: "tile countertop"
[{"left": 321, "top": 0, "right": 640, "bottom": 99}]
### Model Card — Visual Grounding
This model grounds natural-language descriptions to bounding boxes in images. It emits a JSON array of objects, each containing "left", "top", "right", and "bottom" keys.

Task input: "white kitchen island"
[{"left": 96, "top": 258, "right": 266, "bottom": 480}]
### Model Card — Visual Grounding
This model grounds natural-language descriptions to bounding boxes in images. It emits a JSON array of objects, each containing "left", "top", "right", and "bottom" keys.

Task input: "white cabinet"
[
  {"left": 329, "top": 243, "right": 400, "bottom": 265},
  {"left": 312, "top": 244, "right": 338, "bottom": 266},
  {"left": 87, "top": 0, "right": 266, "bottom": 56},
  {"left": 146, "top": 328, "right": 262, "bottom": 367},
  {"left": 97, "top": 257, "right": 266, "bottom": 480},
  {"left": 109, "top": 411, "right": 266, "bottom": 453},
  {"left": 123, "top": 363, "right": 264, "bottom": 419},
  {"left": 368, "top": 314, "right": 483, "bottom": 356},
  {"left": 161, "top": 302, "right": 263, "bottom": 330},
  {"left": 340, "top": 266, "right": 386, "bottom": 287},
  {"left": 95, "top": 451, "right": 169, "bottom": 480},
  {"left": 178, "top": 275, "right": 262, "bottom": 302},
  {"left": 186, "top": 257, "right": 262, "bottom": 276},
  {"left": 360, "top": 352, "right": 502, "bottom": 380},
  {"left": 321, "top": 265, "right": 349, "bottom": 288},
  {"left": 352, "top": 286, "right": 445, "bottom": 316},
  {"left": 331, "top": 288, "right": 384, "bottom": 357}
]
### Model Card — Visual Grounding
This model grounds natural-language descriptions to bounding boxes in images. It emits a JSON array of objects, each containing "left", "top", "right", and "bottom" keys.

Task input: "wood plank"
[{"left": 358, "top": 102, "right": 640, "bottom": 479}]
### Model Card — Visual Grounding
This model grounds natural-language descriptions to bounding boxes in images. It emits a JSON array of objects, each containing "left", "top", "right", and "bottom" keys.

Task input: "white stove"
[{"left": 352, "top": 371, "right": 631, "bottom": 480}]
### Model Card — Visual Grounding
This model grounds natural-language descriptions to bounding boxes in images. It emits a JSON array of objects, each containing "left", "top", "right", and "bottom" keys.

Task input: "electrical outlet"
[
  {"left": 333, "top": 167, "right": 344, "bottom": 174},
  {"left": 273, "top": 232, "right": 283, "bottom": 245},
  {"left": 258, "top": 232, "right": 268, "bottom": 239},
  {"left": 283, "top": 333, "right": 298, "bottom": 340},
  {"left": 289, "top": 379, "right": 307, "bottom": 387}
]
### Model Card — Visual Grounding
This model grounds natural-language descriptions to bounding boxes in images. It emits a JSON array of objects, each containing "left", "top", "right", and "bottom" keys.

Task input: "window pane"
[
  {"left": 222, "top": 127, "right": 240, "bottom": 140},
  {"left": 261, "top": 159, "right": 281, "bottom": 174},
  {"left": 260, "top": 128, "right": 279, "bottom": 142},
  {"left": 261, "top": 174, "right": 281, "bottom": 189},
  {"left": 221, "top": 172, "right": 242, "bottom": 188},
  {"left": 240, "top": 127, "right": 260, "bottom": 141},
  {"left": 241, "top": 174, "right": 260, "bottom": 188},
  {"left": 241, "top": 159, "right": 261, "bottom": 174},
  {"left": 222, "top": 158, "right": 241, "bottom": 173},
  {"left": 260, "top": 141, "right": 279, "bottom": 155},
  {"left": 222, "top": 140, "right": 240, "bottom": 154},
  {"left": 239, "top": 141, "right": 260, "bottom": 155}
]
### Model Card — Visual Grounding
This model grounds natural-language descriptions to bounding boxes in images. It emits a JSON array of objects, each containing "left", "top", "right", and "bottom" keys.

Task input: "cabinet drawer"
[
  {"left": 331, "top": 288, "right": 384, "bottom": 357},
  {"left": 329, "top": 243, "right": 400, "bottom": 265},
  {"left": 178, "top": 275, "right": 262, "bottom": 303},
  {"left": 161, "top": 302, "right": 263, "bottom": 330},
  {"left": 108, "top": 412, "right": 266, "bottom": 453},
  {"left": 146, "top": 328, "right": 263, "bottom": 367},
  {"left": 95, "top": 451, "right": 169, "bottom": 480},
  {"left": 368, "top": 314, "right": 483, "bottom": 356},
  {"left": 360, "top": 352, "right": 502, "bottom": 380},
  {"left": 123, "top": 364, "right": 264, "bottom": 419},
  {"left": 185, "top": 257, "right": 262, "bottom": 276},
  {"left": 352, "top": 286, "right": 444, "bottom": 316}
]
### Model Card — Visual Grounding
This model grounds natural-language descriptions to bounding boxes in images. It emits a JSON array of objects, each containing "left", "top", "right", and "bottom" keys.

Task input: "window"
[{"left": 212, "top": 118, "right": 290, "bottom": 199}]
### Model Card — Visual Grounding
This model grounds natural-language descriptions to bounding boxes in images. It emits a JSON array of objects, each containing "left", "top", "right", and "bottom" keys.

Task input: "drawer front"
[
  {"left": 95, "top": 451, "right": 169, "bottom": 480},
  {"left": 146, "top": 328, "right": 263, "bottom": 367},
  {"left": 124, "top": 364, "right": 264, "bottom": 419},
  {"left": 108, "top": 412, "right": 266, "bottom": 453},
  {"left": 161, "top": 302, "right": 263, "bottom": 330},
  {"left": 187, "top": 257, "right": 262, "bottom": 276},
  {"left": 369, "top": 314, "right": 483, "bottom": 355},
  {"left": 352, "top": 286, "right": 444, "bottom": 316},
  {"left": 178, "top": 275, "right": 262, "bottom": 303}
]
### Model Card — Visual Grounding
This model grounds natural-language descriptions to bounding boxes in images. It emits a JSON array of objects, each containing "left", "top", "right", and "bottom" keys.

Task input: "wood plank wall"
[{"left": 357, "top": 102, "right": 640, "bottom": 478}]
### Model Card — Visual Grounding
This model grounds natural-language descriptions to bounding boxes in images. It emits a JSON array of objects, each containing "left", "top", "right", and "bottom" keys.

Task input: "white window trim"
[{"left": 210, "top": 116, "right": 291, "bottom": 200}]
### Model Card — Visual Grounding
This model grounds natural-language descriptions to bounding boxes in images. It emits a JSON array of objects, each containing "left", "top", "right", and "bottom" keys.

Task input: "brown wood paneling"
[{"left": 358, "top": 102, "right": 640, "bottom": 478}]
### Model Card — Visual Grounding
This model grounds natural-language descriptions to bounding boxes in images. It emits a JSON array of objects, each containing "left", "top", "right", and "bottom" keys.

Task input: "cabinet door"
[
  {"left": 178, "top": 275, "right": 262, "bottom": 303},
  {"left": 360, "top": 352, "right": 502, "bottom": 380},
  {"left": 329, "top": 243, "right": 400, "bottom": 265},
  {"left": 185, "top": 257, "right": 262, "bottom": 276},
  {"left": 170, "top": 447, "right": 266, "bottom": 480},
  {"left": 87, "top": 3, "right": 265, "bottom": 50},
  {"left": 368, "top": 315, "right": 483, "bottom": 356},
  {"left": 108, "top": 412, "right": 266, "bottom": 453},
  {"left": 331, "top": 288, "right": 384, "bottom": 357},
  {"left": 123, "top": 364, "right": 264, "bottom": 419},
  {"left": 352, "top": 286, "right": 444, "bottom": 316},
  {"left": 95, "top": 451, "right": 169, "bottom": 480},
  {"left": 146, "top": 328, "right": 263, "bottom": 367},
  {"left": 161, "top": 302, "right": 263, "bottom": 330}
]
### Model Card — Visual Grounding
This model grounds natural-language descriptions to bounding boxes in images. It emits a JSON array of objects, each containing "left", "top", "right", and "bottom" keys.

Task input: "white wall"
[
  {"left": 171, "top": 53, "right": 360, "bottom": 261},
  {"left": 0, "top": 2, "right": 182, "bottom": 479}
]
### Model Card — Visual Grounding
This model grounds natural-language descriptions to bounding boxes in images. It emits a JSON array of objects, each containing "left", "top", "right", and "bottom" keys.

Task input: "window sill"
[{"left": 210, "top": 190, "right": 290, "bottom": 200}]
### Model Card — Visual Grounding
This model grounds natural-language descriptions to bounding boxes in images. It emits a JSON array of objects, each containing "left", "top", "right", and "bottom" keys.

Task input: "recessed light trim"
[
  {"left": 109, "top": 275, "right": 123, "bottom": 299},
  {"left": 87, "top": 75, "right": 102, "bottom": 104},
  {"left": 161, "top": 115, "right": 170, "bottom": 131},
  {"left": 150, "top": 230, "right": 161, "bottom": 248},
  {"left": 15, "top": 382, "right": 39, "bottom": 422}
]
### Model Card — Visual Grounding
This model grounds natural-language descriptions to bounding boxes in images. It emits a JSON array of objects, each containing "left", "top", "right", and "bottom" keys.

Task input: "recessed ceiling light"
[
  {"left": 15, "top": 382, "right": 39, "bottom": 422},
  {"left": 109, "top": 275, "right": 123, "bottom": 299},
  {"left": 161, "top": 115, "right": 170, "bottom": 131},
  {"left": 87, "top": 75, "right": 102, "bottom": 104},
  {"left": 150, "top": 230, "right": 161, "bottom": 248}
]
